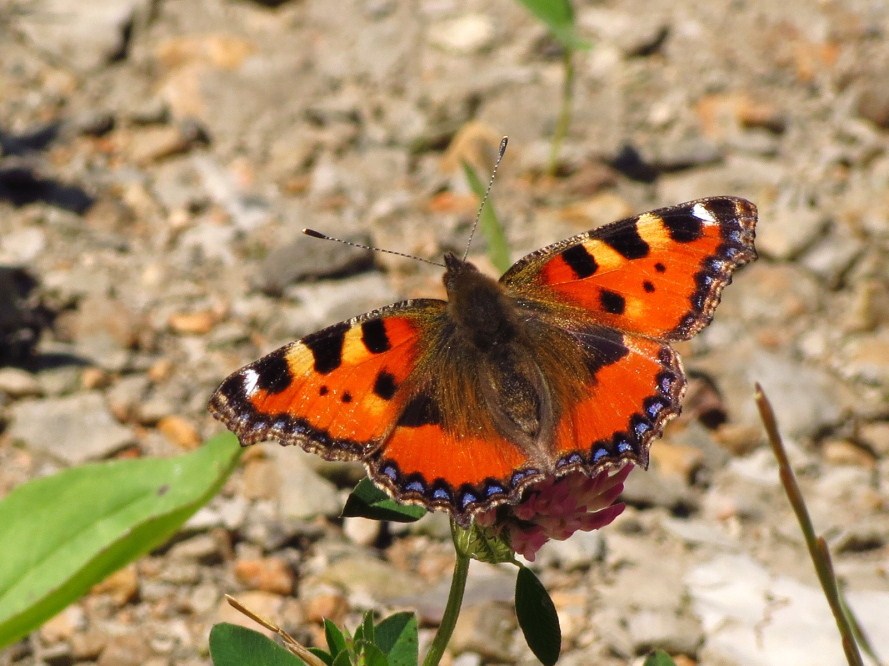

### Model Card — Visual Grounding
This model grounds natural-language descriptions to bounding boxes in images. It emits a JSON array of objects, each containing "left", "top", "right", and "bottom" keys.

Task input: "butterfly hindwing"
[
  {"left": 209, "top": 301, "right": 444, "bottom": 459},
  {"left": 550, "top": 326, "right": 685, "bottom": 472},
  {"left": 501, "top": 196, "right": 757, "bottom": 341},
  {"left": 368, "top": 415, "right": 545, "bottom": 520}
]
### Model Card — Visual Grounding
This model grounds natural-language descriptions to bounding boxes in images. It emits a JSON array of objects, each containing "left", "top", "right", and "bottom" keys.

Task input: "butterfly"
[{"left": 210, "top": 196, "right": 757, "bottom": 525}]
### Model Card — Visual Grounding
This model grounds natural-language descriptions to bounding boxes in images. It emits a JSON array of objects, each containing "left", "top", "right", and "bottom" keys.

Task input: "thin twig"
[
  {"left": 754, "top": 384, "right": 867, "bottom": 666},
  {"left": 225, "top": 594, "right": 327, "bottom": 666}
]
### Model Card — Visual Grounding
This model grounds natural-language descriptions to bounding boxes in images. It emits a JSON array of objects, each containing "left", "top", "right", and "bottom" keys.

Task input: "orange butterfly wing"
[
  {"left": 548, "top": 329, "right": 684, "bottom": 471},
  {"left": 502, "top": 197, "right": 757, "bottom": 340},
  {"left": 210, "top": 302, "right": 437, "bottom": 459},
  {"left": 502, "top": 196, "right": 756, "bottom": 475}
]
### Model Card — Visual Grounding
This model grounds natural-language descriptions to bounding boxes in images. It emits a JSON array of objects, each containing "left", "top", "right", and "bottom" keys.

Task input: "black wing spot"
[
  {"left": 664, "top": 216, "right": 704, "bottom": 243},
  {"left": 253, "top": 349, "right": 293, "bottom": 394},
  {"left": 341, "top": 391, "right": 353, "bottom": 403},
  {"left": 397, "top": 392, "right": 442, "bottom": 427},
  {"left": 583, "top": 327, "right": 630, "bottom": 376},
  {"left": 605, "top": 224, "right": 650, "bottom": 259},
  {"left": 303, "top": 322, "right": 348, "bottom": 374},
  {"left": 361, "top": 319, "right": 391, "bottom": 353},
  {"left": 705, "top": 197, "right": 737, "bottom": 225},
  {"left": 654, "top": 262, "right": 666, "bottom": 273},
  {"left": 643, "top": 280, "right": 655, "bottom": 293},
  {"left": 372, "top": 371, "right": 398, "bottom": 400},
  {"left": 561, "top": 244, "right": 598, "bottom": 279},
  {"left": 599, "top": 289, "right": 626, "bottom": 315},
  {"left": 319, "top": 385, "right": 329, "bottom": 396}
]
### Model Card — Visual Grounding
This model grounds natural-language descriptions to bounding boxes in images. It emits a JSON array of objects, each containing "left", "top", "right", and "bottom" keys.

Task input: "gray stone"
[
  {"left": 534, "top": 529, "right": 606, "bottom": 571},
  {"left": 687, "top": 553, "right": 889, "bottom": 665},
  {"left": 704, "top": 346, "right": 845, "bottom": 439},
  {"left": 756, "top": 202, "right": 829, "bottom": 260},
  {"left": 428, "top": 14, "right": 496, "bottom": 55},
  {"left": 659, "top": 516, "right": 736, "bottom": 549},
  {"left": 583, "top": 8, "right": 670, "bottom": 57},
  {"left": 8, "top": 392, "right": 135, "bottom": 464},
  {"left": 18, "top": 0, "right": 153, "bottom": 73},
  {"left": 342, "top": 516, "right": 382, "bottom": 547},
  {"left": 0, "top": 227, "right": 46, "bottom": 264},
  {"left": 448, "top": 601, "right": 516, "bottom": 662},
  {"left": 0, "top": 367, "right": 41, "bottom": 397},
  {"left": 167, "top": 534, "right": 223, "bottom": 565},
  {"left": 269, "top": 447, "right": 343, "bottom": 521},
  {"left": 317, "top": 555, "right": 427, "bottom": 603},
  {"left": 256, "top": 232, "right": 373, "bottom": 295},
  {"left": 621, "top": 467, "right": 696, "bottom": 511},
  {"left": 628, "top": 608, "right": 703, "bottom": 656},
  {"left": 801, "top": 230, "right": 863, "bottom": 286}
]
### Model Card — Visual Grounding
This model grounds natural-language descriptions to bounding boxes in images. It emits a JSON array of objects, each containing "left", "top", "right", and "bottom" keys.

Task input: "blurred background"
[{"left": 1, "top": 0, "right": 888, "bottom": 664}]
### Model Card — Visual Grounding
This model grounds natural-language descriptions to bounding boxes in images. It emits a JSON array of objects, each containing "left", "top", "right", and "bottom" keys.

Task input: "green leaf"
[
  {"left": 515, "top": 0, "right": 591, "bottom": 50},
  {"left": 461, "top": 160, "right": 511, "bottom": 274},
  {"left": 331, "top": 649, "right": 353, "bottom": 666},
  {"left": 341, "top": 478, "right": 426, "bottom": 523},
  {"left": 209, "top": 623, "right": 307, "bottom": 665},
  {"left": 324, "top": 619, "right": 348, "bottom": 660},
  {"left": 360, "top": 641, "right": 389, "bottom": 666},
  {"left": 515, "top": 566, "right": 561, "bottom": 666},
  {"left": 309, "top": 647, "right": 333, "bottom": 666},
  {"left": 452, "top": 521, "right": 516, "bottom": 564},
  {"left": 374, "top": 612, "right": 418, "bottom": 666},
  {"left": 643, "top": 649, "right": 678, "bottom": 666},
  {"left": 357, "top": 610, "right": 375, "bottom": 644},
  {"left": 0, "top": 434, "right": 241, "bottom": 648}
]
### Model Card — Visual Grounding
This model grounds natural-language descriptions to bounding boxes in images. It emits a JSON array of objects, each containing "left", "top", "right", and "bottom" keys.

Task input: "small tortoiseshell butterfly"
[{"left": 210, "top": 196, "right": 757, "bottom": 525}]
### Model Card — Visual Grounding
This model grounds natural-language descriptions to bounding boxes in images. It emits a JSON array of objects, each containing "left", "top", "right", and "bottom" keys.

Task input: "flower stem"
[
  {"left": 547, "top": 47, "right": 575, "bottom": 176},
  {"left": 423, "top": 537, "right": 471, "bottom": 666}
]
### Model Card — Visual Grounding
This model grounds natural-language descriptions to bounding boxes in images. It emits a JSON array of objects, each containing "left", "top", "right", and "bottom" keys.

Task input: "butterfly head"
[{"left": 442, "top": 251, "right": 520, "bottom": 350}]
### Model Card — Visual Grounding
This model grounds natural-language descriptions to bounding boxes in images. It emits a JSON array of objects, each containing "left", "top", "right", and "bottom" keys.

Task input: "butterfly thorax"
[{"left": 441, "top": 253, "right": 555, "bottom": 453}]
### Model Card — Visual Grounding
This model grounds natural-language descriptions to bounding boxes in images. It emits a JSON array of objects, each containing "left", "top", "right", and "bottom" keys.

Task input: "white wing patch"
[
  {"left": 242, "top": 368, "right": 260, "bottom": 397},
  {"left": 692, "top": 202, "right": 716, "bottom": 223}
]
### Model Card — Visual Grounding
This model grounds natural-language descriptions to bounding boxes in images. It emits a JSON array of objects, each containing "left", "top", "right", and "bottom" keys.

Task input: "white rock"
[{"left": 687, "top": 553, "right": 889, "bottom": 665}]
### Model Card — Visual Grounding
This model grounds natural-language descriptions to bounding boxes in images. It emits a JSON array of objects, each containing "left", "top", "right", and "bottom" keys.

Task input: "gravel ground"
[{"left": 1, "top": 1, "right": 888, "bottom": 664}]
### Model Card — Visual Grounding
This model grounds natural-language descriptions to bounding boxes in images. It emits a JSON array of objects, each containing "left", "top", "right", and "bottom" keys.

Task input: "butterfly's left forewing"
[
  {"left": 502, "top": 197, "right": 757, "bottom": 341},
  {"left": 210, "top": 302, "right": 441, "bottom": 459}
]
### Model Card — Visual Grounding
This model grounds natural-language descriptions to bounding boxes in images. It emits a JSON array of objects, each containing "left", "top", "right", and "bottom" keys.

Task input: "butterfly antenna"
[
  {"left": 302, "top": 229, "right": 445, "bottom": 268},
  {"left": 462, "top": 136, "right": 509, "bottom": 262}
]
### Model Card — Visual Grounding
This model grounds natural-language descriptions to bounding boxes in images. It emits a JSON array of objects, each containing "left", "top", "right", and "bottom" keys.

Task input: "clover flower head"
[{"left": 477, "top": 464, "right": 632, "bottom": 561}]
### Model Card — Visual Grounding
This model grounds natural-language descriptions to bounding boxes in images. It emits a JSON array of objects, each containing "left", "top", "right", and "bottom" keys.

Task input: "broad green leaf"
[
  {"left": 209, "top": 623, "right": 306, "bottom": 666},
  {"left": 515, "top": 0, "right": 591, "bottom": 50},
  {"left": 0, "top": 434, "right": 241, "bottom": 647},
  {"left": 461, "top": 160, "right": 511, "bottom": 274},
  {"left": 341, "top": 478, "right": 425, "bottom": 523},
  {"left": 643, "top": 649, "right": 678, "bottom": 666},
  {"left": 374, "top": 612, "right": 418, "bottom": 666},
  {"left": 324, "top": 618, "right": 348, "bottom": 659},
  {"left": 515, "top": 566, "right": 561, "bottom": 666}
]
